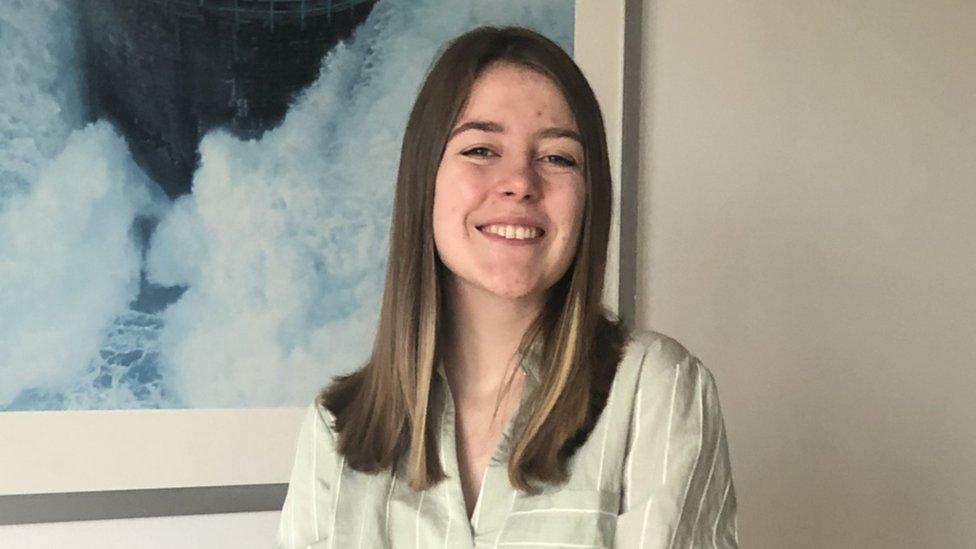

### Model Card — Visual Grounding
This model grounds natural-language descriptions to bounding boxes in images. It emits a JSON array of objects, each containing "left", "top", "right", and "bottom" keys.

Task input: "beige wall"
[{"left": 636, "top": 0, "right": 976, "bottom": 547}]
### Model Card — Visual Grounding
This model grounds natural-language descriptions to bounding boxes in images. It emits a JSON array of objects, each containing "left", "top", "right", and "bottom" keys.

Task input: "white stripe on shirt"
[{"left": 662, "top": 362, "right": 682, "bottom": 484}]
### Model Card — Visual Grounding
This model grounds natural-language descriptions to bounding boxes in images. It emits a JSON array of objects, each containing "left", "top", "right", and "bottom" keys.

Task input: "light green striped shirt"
[{"left": 274, "top": 330, "right": 740, "bottom": 548}]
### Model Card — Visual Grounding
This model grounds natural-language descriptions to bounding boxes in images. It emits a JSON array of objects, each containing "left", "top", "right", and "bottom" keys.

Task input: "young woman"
[{"left": 275, "top": 26, "right": 739, "bottom": 548}]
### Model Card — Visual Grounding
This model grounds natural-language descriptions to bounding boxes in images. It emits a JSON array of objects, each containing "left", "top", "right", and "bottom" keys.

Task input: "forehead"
[{"left": 456, "top": 62, "right": 577, "bottom": 129}]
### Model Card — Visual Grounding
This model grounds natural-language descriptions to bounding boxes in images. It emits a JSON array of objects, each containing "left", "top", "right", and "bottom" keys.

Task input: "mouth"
[{"left": 476, "top": 223, "right": 546, "bottom": 241}]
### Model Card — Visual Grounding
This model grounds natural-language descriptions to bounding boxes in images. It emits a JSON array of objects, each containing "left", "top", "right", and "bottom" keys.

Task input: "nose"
[{"left": 497, "top": 159, "right": 541, "bottom": 201}]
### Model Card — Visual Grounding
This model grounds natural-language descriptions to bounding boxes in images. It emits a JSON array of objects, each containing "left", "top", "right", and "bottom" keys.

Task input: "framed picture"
[{"left": 0, "top": 0, "right": 639, "bottom": 524}]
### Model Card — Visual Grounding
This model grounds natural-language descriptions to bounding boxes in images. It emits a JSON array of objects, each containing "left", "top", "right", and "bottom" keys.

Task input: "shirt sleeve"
[
  {"left": 614, "top": 343, "right": 740, "bottom": 548},
  {"left": 274, "top": 402, "right": 339, "bottom": 549}
]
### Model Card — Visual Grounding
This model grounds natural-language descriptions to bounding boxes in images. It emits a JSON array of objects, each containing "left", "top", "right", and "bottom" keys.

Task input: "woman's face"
[{"left": 432, "top": 62, "right": 585, "bottom": 306}]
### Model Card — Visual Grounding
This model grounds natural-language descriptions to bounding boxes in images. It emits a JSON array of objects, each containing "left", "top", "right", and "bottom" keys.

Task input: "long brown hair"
[{"left": 319, "top": 26, "right": 628, "bottom": 494}]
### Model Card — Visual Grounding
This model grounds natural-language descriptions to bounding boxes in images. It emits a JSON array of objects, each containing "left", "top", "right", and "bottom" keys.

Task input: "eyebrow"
[
  {"left": 448, "top": 120, "right": 503, "bottom": 141},
  {"left": 447, "top": 120, "right": 582, "bottom": 143}
]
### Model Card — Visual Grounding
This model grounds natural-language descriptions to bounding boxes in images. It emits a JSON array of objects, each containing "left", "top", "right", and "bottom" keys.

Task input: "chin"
[
  {"left": 479, "top": 279, "right": 545, "bottom": 302},
  {"left": 489, "top": 288, "right": 536, "bottom": 301}
]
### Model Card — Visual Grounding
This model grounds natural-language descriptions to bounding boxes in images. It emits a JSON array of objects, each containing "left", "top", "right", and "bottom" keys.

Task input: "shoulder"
[
  {"left": 296, "top": 398, "right": 339, "bottom": 448},
  {"left": 286, "top": 399, "right": 344, "bottom": 484},
  {"left": 277, "top": 401, "right": 343, "bottom": 548},
  {"left": 624, "top": 329, "right": 699, "bottom": 373},
  {"left": 623, "top": 329, "right": 720, "bottom": 395}
]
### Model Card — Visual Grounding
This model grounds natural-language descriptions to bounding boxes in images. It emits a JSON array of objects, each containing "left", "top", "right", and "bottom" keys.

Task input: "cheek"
[
  {"left": 554, "top": 184, "right": 586, "bottom": 245},
  {"left": 434, "top": 163, "right": 482, "bottom": 216},
  {"left": 432, "top": 165, "right": 471, "bottom": 249},
  {"left": 431, "top": 178, "right": 452, "bottom": 248}
]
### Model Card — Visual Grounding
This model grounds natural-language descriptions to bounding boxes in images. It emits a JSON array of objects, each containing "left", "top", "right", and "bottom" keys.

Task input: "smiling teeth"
[{"left": 481, "top": 224, "right": 541, "bottom": 240}]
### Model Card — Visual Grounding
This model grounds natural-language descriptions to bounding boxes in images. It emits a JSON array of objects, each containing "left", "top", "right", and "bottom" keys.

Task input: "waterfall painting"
[{"left": 0, "top": 0, "right": 630, "bottom": 520}]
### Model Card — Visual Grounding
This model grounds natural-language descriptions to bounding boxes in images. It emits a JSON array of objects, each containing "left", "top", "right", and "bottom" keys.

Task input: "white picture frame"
[{"left": 0, "top": 0, "right": 637, "bottom": 523}]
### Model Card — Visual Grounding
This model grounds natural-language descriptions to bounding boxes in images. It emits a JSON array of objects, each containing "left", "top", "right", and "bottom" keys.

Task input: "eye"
[
  {"left": 541, "top": 154, "right": 578, "bottom": 168},
  {"left": 461, "top": 146, "right": 497, "bottom": 159}
]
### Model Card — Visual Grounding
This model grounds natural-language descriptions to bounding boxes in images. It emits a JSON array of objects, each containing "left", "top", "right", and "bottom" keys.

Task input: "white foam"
[
  {"left": 0, "top": 0, "right": 84, "bottom": 203},
  {"left": 0, "top": 0, "right": 163, "bottom": 407},
  {"left": 0, "top": 122, "right": 154, "bottom": 405}
]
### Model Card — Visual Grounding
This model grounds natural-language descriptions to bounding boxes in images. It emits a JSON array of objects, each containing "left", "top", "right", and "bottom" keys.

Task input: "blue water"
[{"left": 0, "top": 0, "right": 574, "bottom": 411}]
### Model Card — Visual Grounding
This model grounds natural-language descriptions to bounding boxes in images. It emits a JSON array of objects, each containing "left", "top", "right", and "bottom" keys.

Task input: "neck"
[{"left": 442, "top": 277, "right": 543, "bottom": 401}]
